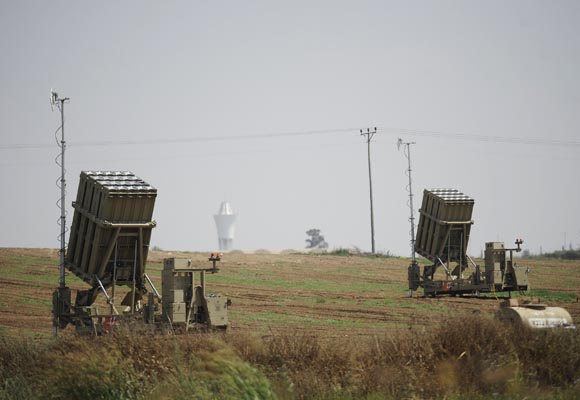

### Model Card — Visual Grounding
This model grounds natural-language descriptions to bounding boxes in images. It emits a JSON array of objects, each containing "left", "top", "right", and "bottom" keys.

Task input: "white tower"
[{"left": 214, "top": 201, "right": 237, "bottom": 251}]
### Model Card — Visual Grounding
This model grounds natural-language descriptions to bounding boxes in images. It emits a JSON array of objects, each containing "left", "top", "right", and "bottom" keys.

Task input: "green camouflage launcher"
[
  {"left": 52, "top": 171, "right": 229, "bottom": 334},
  {"left": 410, "top": 188, "right": 529, "bottom": 297},
  {"left": 66, "top": 171, "right": 157, "bottom": 305}
]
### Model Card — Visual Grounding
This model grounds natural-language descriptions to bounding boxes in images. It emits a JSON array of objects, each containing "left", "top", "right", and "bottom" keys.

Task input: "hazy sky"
[{"left": 1, "top": 1, "right": 579, "bottom": 256}]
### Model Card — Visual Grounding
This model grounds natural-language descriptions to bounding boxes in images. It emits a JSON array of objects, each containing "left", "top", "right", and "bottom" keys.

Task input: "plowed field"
[{"left": 1, "top": 248, "right": 579, "bottom": 338}]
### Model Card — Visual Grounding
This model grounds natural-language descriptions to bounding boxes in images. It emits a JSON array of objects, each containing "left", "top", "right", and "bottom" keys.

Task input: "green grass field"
[
  {"left": 1, "top": 248, "right": 579, "bottom": 338},
  {"left": 1, "top": 248, "right": 580, "bottom": 399}
]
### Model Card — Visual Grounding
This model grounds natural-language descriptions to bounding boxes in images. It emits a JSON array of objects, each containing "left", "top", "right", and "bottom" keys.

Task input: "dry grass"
[
  {"left": 2, "top": 316, "right": 579, "bottom": 399},
  {"left": 225, "top": 316, "right": 580, "bottom": 399},
  {"left": 2, "top": 248, "right": 580, "bottom": 398},
  {"left": 0, "top": 331, "right": 274, "bottom": 400}
]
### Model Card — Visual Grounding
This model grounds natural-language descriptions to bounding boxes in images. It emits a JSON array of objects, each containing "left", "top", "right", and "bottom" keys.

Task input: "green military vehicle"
[
  {"left": 409, "top": 188, "right": 529, "bottom": 297},
  {"left": 52, "top": 171, "right": 230, "bottom": 335}
]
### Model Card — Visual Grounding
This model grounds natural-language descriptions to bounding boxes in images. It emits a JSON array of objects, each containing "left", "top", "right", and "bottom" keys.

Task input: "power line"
[
  {"left": 0, "top": 140, "right": 362, "bottom": 167},
  {"left": 0, "top": 128, "right": 357, "bottom": 150},
  {"left": 1, "top": 125, "right": 579, "bottom": 150},
  {"left": 377, "top": 127, "right": 580, "bottom": 147}
]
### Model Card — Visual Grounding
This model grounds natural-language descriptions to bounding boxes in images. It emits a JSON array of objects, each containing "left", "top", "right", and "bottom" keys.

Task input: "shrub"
[{"left": 2, "top": 316, "right": 580, "bottom": 399}]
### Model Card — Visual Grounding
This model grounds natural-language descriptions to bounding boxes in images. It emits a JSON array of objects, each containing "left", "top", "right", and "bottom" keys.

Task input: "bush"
[
  {"left": 2, "top": 316, "right": 580, "bottom": 399},
  {"left": 541, "top": 250, "right": 580, "bottom": 260},
  {"left": 226, "top": 316, "right": 580, "bottom": 399},
  {"left": 0, "top": 333, "right": 274, "bottom": 400}
]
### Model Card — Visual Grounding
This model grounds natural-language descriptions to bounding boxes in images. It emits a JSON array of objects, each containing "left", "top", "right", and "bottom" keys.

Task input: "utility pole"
[
  {"left": 398, "top": 138, "right": 417, "bottom": 297},
  {"left": 360, "top": 127, "right": 377, "bottom": 254}
]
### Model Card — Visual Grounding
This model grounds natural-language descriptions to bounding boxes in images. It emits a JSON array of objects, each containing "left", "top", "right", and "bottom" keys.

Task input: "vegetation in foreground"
[{"left": 1, "top": 316, "right": 580, "bottom": 400}]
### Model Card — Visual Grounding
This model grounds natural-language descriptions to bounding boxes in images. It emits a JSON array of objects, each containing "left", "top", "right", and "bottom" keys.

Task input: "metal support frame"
[
  {"left": 185, "top": 271, "right": 196, "bottom": 332},
  {"left": 132, "top": 239, "right": 137, "bottom": 314},
  {"left": 112, "top": 243, "right": 118, "bottom": 314},
  {"left": 95, "top": 275, "right": 120, "bottom": 316},
  {"left": 436, "top": 256, "right": 452, "bottom": 277},
  {"left": 144, "top": 274, "right": 161, "bottom": 300}
]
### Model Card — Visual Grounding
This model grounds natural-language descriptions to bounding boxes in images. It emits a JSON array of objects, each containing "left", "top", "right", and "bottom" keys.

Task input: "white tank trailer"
[
  {"left": 214, "top": 201, "right": 236, "bottom": 251},
  {"left": 497, "top": 299, "right": 575, "bottom": 329}
]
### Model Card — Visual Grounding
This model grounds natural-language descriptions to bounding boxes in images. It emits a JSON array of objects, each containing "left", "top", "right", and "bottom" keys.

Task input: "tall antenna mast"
[
  {"left": 398, "top": 139, "right": 417, "bottom": 260},
  {"left": 51, "top": 90, "right": 70, "bottom": 289},
  {"left": 360, "top": 127, "right": 377, "bottom": 254},
  {"left": 398, "top": 138, "right": 418, "bottom": 297}
]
